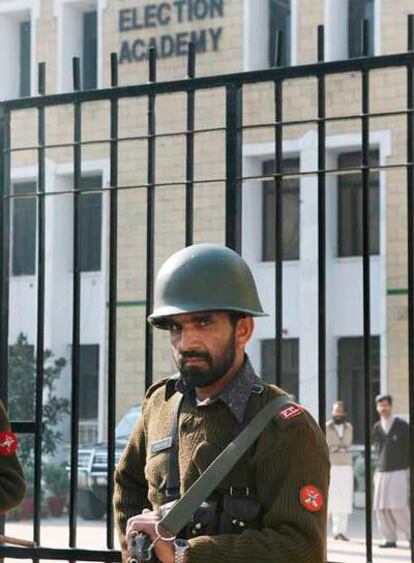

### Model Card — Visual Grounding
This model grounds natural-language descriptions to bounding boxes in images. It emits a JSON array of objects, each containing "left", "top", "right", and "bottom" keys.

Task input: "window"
[
  {"left": 337, "top": 336, "right": 380, "bottom": 444},
  {"left": 83, "top": 11, "right": 97, "bottom": 90},
  {"left": 79, "top": 175, "right": 102, "bottom": 272},
  {"left": 348, "top": 0, "right": 375, "bottom": 58},
  {"left": 19, "top": 20, "right": 31, "bottom": 97},
  {"left": 0, "top": 9, "right": 33, "bottom": 100},
  {"left": 337, "top": 150, "right": 379, "bottom": 257},
  {"left": 79, "top": 344, "right": 99, "bottom": 421},
  {"left": 261, "top": 338, "right": 299, "bottom": 400},
  {"left": 58, "top": 2, "right": 99, "bottom": 92},
  {"left": 268, "top": 0, "right": 291, "bottom": 66},
  {"left": 262, "top": 158, "right": 300, "bottom": 261},
  {"left": 12, "top": 182, "right": 36, "bottom": 276}
]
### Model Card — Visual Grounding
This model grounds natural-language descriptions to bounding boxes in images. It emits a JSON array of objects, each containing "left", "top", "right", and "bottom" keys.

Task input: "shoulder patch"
[
  {"left": 0, "top": 430, "right": 18, "bottom": 456},
  {"left": 276, "top": 403, "right": 304, "bottom": 421},
  {"left": 299, "top": 484, "right": 324, "bottom": 512}
]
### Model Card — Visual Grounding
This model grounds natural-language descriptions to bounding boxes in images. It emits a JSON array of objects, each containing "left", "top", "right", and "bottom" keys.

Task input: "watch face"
[{"left": 174, "top": 538, "right": 190, "bottom": 550}]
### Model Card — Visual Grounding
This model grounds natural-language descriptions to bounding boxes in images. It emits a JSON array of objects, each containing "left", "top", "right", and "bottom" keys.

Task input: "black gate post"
[
  {"left": 225, "top": 83, "right": 243, "bottom": 253},
  {"left": 0, "top": 103, "right": 11, "bottom": 546},
  {"left": 406, "top": 14, "right": 414, "bottom": 563}
]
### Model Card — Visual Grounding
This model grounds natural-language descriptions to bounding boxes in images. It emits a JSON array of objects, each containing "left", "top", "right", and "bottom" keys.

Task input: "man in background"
[
  {"left": 326, "top": 401, "right": 353, "bottom": 541},
  {"left": 372, "top": 394, "right": 410, "bottom": 548}
]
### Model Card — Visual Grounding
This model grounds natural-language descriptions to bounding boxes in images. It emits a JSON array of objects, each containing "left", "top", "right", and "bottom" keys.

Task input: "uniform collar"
[{"left": 166, "top": 355, "right": 262, "bottom": 423}]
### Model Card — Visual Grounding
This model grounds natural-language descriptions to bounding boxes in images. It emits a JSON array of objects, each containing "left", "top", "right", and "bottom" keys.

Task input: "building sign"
[{"left": 119, "top": 0, "right": 224, "bottom": 63}]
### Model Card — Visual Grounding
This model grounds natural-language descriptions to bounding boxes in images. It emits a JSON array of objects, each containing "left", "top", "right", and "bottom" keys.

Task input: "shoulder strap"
[
  {"left": 166, "top": 393, "right": 184, "bottom": 500},
  {"left": 159, "top": 393, "right": 294, "bottom": 535}
]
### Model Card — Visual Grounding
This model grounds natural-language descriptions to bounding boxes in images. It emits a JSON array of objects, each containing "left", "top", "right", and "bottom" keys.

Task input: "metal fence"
[{"left": 0, "top": 16, "right": 413, "bottom": 563}]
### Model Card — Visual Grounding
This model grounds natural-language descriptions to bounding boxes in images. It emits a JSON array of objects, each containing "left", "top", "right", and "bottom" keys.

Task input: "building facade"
[{"left": 3, "top": 0, "right": 412, "bottom": 452}]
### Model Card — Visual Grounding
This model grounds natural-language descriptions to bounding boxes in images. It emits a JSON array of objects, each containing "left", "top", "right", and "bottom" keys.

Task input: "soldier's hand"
[{"left": 126, "top": 509, "right": 175, "bottom": 563}]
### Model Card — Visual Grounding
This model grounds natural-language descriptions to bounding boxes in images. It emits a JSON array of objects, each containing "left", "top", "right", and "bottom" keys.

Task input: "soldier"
[
  {"left": 0, "top": 399, "right": 25, "bottom": 513},
  {"left": 114, "top": 244, "right": 330, "bottom": 563}
]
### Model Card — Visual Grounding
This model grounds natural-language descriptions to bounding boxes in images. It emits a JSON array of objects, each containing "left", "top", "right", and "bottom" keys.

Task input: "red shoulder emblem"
[
  {"left": 0, "top": 430, "right": 17, "bottom": 456},
  {"left": 299, "top": 485, "right": 324, "bottom": 512},
  {"left": 277, "top": 403, "right": 303, "bottom": 421}
]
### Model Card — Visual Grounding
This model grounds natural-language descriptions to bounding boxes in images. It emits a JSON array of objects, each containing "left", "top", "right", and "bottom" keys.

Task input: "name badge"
[{"left": 150, "top": 436, "right": 173, "bottom": 454}]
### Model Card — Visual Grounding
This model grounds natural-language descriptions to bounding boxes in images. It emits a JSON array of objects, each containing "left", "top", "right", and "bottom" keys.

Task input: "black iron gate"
[{"left": 0, "top": 17, "right": 413, "bottom": 563}]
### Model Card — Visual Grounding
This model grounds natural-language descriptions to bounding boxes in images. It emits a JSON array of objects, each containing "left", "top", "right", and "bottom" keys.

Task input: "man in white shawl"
[
  {"left": 372, "top": 394, "right": 410, "bottom": 548},
  {"left": 326, "top": 401, "right": 354, "bottom": 541}
]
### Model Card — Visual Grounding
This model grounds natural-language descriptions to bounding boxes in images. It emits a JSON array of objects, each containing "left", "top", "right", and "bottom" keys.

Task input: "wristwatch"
[{"left": 173, "top": 538, "right": 190, "bottom": 563}]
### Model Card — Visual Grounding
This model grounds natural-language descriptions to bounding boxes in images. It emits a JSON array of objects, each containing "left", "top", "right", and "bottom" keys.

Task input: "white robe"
[{"left": 328, "top": 464, "right": 353, "bottom": 515}]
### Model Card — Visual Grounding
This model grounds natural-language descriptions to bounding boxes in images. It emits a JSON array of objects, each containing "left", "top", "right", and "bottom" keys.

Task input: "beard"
[
  {"left": 175, "top": 333, "right": 237, "bottom": 390},
  {"left": 333, "top": 416, "right": 346, "bottom": 425}
]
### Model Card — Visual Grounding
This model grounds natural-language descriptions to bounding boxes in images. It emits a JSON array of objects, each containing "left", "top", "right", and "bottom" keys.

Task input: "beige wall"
[{"left": 6, "top": 0, "right": 413, "bottom": 420}]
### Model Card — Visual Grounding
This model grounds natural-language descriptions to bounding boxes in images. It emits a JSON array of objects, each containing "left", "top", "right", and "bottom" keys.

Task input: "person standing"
[
  {"left": 326, "top": 401, "right": 353, "bottom": 541},
  {"left": 0, "top": 399, "right": 25, "bottom": 513},
  {"left": 114, "top": 243, "right": 330, "bottom": 563},
  {"left": 372, "top": 394, "right": 410, "bottom": 548}
]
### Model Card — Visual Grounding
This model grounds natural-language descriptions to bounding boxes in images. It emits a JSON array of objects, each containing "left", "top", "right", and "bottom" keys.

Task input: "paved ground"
[{"left": 3, "top": 509, "right": 412, "bottom": 562}]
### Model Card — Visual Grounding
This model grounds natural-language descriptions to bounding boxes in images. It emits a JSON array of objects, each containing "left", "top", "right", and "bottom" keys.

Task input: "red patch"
[
  {"left": 299, "top": 485, "right": 324, "bottom": 512},
  {"left": 0, "top": 430, "right": 17, "bottom": 457},
  {"left": 277, "top": 403, "right": 303, "bottom": 421}
]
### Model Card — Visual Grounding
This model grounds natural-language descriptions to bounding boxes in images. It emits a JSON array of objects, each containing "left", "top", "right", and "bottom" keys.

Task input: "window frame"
[
  {"left": 54, "top": 0, "right": 106, "bottom": 92},
  {"left": 261, "top": 338, "right": 300, "bottom": 400},
  {"left": 262, "top": 157, "right": 301, "bottom": 262},
  {"left": 337, "top": 335, "right": 380, "bottom": 444},
  {"left": 11, "top": 181, "right": 37, "bottom": 277},
  {"left": 0, "top": 1, "right": 37, "bottom": 100},
  {"left": 337, "top": 149, "right": 380, "bottom": 258}
]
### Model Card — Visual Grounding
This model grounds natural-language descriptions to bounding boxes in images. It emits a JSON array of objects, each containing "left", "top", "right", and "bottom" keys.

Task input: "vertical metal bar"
[
  {"left": 274, "top": 76, "right": 283, "bottom": 387},
  {"left": 406, "top": 14, "right": 414, "bottom": 563},
  {"left": 185, "top": 43, "right": 195, "bottom": 247},
  {"left": 33, "top": 61, "right": 46, "bottom": 546},
  {"left": 0, "top": 107, "right": 10, "bottom": 408},
  {"left": 106, "top": 53, "right": 118, "bottom": 550},
  {"left": 361, "top": 20, "right": 373, "bottom": 562},
  {"left": 317, "top": 27, "right": 327, "bottom": 430},
  {"left": 225, "top": 83, "right": 243, "bottom": 253},
  {"left": 273, "top": 29, "right": 283, "bottom": 68},
  {"left": 145, "top": 48, "right": 156, "bottom": 391},
  {"left": 0, "top": 105, "right": 11, "bottom": 541},
  {"left": 69, "top": 56, "right": 82, "bottom": 549}
]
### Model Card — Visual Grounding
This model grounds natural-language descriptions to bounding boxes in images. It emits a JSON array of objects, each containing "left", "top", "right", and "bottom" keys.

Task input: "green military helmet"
[{"left": 148, "top": 243, "right": 267, "bottom": 327}]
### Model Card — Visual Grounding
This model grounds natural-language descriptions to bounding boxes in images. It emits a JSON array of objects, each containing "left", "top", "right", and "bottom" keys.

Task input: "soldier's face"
[{"left": 166, "top": 311, "right": 239, "bottom": 388}]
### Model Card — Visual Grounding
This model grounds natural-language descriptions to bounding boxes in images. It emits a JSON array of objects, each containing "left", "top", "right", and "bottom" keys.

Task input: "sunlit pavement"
[{"left": 4, "top": 509, "right": 411, "bottom": 562}]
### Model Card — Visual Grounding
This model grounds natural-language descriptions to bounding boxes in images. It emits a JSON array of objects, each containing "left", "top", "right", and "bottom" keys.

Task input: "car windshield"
[{"left": 115, "top": 405, "right": 142, "bottom": 441}]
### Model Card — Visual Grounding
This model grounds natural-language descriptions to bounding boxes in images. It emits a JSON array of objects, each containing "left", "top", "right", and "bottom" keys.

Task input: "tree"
[{"left": 8, "top": 333, "right": 70, "bottom": 466}]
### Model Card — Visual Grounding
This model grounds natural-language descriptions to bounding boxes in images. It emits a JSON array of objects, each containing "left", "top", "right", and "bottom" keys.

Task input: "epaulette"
[
  {"left": 145, "top": 377, "right": 170, "bottom": 399},
  {"left": 145, "top": 374, "right": 181, "bottom": 401},
  {"left": 251, "top": 383, "right": 264, "bottom": 394}
]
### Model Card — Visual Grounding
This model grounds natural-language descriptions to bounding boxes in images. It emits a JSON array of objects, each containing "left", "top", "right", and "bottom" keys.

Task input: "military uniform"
[
  {"left": 0, "top": 400, "right": 25, "bottom": 513},
  {"left": 114, "top": 358, "right": 330, "bottom": 563}
]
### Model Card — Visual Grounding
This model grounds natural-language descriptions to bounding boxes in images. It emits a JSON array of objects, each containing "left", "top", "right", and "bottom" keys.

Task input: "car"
[{"left": 76, "top": 404, "right": 142, "bottom": 520}]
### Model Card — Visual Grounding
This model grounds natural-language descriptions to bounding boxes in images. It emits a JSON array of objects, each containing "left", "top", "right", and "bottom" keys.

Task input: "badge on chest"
[{"left": 150, "top": 436, "right": 173, "bottom": 454}]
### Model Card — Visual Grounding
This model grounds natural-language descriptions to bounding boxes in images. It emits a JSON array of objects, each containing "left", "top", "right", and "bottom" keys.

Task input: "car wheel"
[{"left": 78, "top": 490, "right": 106, "bottom": 520}]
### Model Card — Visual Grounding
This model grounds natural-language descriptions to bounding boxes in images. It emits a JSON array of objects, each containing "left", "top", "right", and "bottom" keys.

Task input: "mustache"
[{"left": 178, "top": 351, "right": 211, "bottom": 363}]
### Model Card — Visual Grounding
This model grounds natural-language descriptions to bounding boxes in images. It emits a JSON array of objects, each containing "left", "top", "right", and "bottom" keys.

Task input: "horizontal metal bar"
[
  {"left": 6, "top": 107, "right": 414, "bottom": 155},
  {"left": 0, "top": 545, "right": 121, "bottom": 561},
  {"left": 6, "top": 126, "right": 227, "bottom": 153},
  {"left": 2, "top": 160, "right": 411, "bottom": 201},
  {"left": 3, "top": 52, "right": 414, "bottom": 111},
  {"left": 11, "top": 421, "right": 37, "bottom": 434}
]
